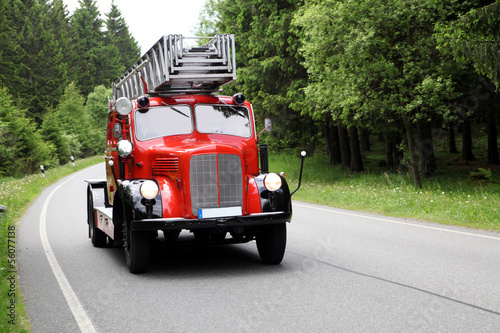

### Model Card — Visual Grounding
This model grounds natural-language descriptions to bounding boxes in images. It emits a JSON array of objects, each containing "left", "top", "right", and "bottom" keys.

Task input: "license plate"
[{"left": 198, "top": 206, "right": 242, "bottom": 219}]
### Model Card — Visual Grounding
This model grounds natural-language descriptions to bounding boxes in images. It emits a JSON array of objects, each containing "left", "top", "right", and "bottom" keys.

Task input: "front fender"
[
  {"left": 253, "top": 174, "right": 292, "bottom": 213},
  {"left": 118, "top": 180, "right": 163, "bottom": 220}
]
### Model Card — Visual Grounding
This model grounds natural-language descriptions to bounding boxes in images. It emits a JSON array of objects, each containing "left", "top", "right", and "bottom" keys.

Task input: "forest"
[
  {"left": 1, "top": 0, "right": 499, "bottom": 187},
  {"left": 0, "top": 0, "right": 140, "bottom": 176}
]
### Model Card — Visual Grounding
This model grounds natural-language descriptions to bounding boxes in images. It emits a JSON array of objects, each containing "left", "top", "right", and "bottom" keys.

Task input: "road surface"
[{"left": 18, "top": 164, "right": 500, "bottom": 332}]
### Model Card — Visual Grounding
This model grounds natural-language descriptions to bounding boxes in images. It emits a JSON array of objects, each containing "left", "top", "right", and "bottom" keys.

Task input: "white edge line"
[
  {"left": 39, "top": 169, "right": 98, "bottom": 333},
  {"left": 293, "top": 202, "right": 500, "bottom": 241}
]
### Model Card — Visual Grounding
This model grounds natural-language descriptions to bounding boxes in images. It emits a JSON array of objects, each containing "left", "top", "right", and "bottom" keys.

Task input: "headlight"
[
  {"left": 140, "top": 180, "right": 159, "bottom": 200},
  {"left": 115, "top": 97, "right": 133, "bottom": 115},
  {"left": 264, "top": 173, "right": 282, "bottom": 191},
  {"left": 116, "top": 140, "right": 133, "bottom": 157}
]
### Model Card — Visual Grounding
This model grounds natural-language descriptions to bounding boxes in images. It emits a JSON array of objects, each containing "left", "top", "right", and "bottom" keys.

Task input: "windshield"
[
  {"left": 134, "top": 105, "right": 193, "bottom": 141},
  {"left": 195, "top": 104, "right": 251, "bottom": 137}
]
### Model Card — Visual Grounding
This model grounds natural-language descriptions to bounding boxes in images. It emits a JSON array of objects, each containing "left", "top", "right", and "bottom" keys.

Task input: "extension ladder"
[{"left": 113, "top": 34, "right": 236, "bottom": 99}]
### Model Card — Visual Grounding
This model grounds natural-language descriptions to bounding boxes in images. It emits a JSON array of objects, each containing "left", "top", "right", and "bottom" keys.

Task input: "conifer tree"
[
  {"left": 4, "top": 0, "right": 67, "bottom": 123},
  {"left": 213, "top": 0, "right": 318, "bottom": 151},
  {"left": 105, "top": 1, "right": 141, "bottom": 70},
  {"left": 71, "top": 0, "right": 122, "bottom": 96}
]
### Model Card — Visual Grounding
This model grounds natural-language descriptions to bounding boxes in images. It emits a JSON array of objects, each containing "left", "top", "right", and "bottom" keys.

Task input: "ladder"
[{"left": 112, "top": 34, "right": 236, "bottom": 100}]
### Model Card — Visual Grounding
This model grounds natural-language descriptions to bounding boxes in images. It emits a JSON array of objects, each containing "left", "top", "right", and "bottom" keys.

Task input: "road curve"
[{"left": 18, "top": 164, "right": 500, "bottom": 332}]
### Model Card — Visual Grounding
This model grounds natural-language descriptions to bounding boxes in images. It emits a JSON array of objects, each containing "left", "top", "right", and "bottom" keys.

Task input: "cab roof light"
[{"left": 137, "top": 96, "right": 150, "bottom": 109}]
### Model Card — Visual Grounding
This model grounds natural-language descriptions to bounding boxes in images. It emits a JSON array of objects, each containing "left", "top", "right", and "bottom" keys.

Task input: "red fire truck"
[{"left": 86, "top": 34, "right": 305, "bottom": 273}]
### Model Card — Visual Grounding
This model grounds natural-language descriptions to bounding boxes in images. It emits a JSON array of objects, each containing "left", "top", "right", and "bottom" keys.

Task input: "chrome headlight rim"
[
  {"left": 264, "top": 172, "right": 282, "bottom": 191},
  {"left": 116, "top": 140, "right": 133, "bottom": 158},
  {"left": 140, "top": 180, "right": 159, "bottom": 200},
  {"left": 115, "top": 97, "right": 133, "bottom": 115}
]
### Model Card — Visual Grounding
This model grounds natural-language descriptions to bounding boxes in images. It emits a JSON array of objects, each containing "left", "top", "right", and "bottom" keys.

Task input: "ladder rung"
[
  {"left": 177, "top": 58, "right": 226, "bottom": 63},
  {"left": 172, "top": 66, "right": 231, "bottom": 72}
]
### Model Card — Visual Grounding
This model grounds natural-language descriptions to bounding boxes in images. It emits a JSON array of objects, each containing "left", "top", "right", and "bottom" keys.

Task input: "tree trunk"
[
  {"left": 337, "top": 124, "right": 351, "bottom": 170},
  {"left": 486, "top": 104, "right": 500, "bottom": 164},
  {"left": 385, "top": 133, "right": 394, "bottom": 171},
  {"left": 449, "top": 125, "right": 458, "bottom": 154},
  {"left": 360, "top": 128, "right": 370, "bottom": 152},
  {"left": 402, "top": 116, "right": 421, "bottom": 188},
  {"left": 349, "top": 126, "right": 365, "bottom": 172},
  {"left": 324, "top": 118, "right": 341, "bottom": 165},
  {"left": 417, "top": 120, "right": 437, "bottom": 176},
  {"left": 461, "top": 119, "right": 475, "bottom": 161}
]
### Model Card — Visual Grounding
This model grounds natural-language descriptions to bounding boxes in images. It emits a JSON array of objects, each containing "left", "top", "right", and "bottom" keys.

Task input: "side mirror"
[
  {"left": 257, "top": 118, "right": 273, "bottom": 138},
  {"left": 264, "top": 118, "right": 272, "bottom": 132},
  {"left": 113, "top": 123, "right": 123, "bottom": 139}
]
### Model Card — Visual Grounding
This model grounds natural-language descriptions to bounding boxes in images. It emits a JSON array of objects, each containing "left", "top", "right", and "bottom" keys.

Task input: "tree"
[
  {"left": 193, "top": 0, "right": 220, "bottom": 37},
  {"left": 71, "top": 0, "right": 122, "bottom": 96},
  {"left": 294, "top": 0, "right": 475, "bottom": 186},
  {"left": 436, "top": 1, "right": 500, "bottom": 164},
  {"left": 86, "top": 85, "right": 112, "bottom": 146},
  {"left": 105, "top": 1, "right": 140, "bottom": 69},
  {"left": 212, "top": 0, "right": 319, "bottom": 151},
  {"left": 43, "top": 82, "right": 102, "bottom": 160},
  {"left": 0, "top": 85, "right": 56, "bottom": 176},
  {"left": 4, "top": 0, "right": 68, "bottom": 123}
]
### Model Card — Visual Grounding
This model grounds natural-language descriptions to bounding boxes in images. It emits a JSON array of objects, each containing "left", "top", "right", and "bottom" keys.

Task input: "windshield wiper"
[
  {"left": 219, "top": 100, "right": 245, "bottom": 118},
  {"left": 162, "top": 102, "right": 189, "bottom": 118}
]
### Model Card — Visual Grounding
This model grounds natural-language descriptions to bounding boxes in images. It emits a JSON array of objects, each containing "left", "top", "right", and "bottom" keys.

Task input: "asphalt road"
[{"left": 18, "top": 164, "right": 500, "bottom": 332}]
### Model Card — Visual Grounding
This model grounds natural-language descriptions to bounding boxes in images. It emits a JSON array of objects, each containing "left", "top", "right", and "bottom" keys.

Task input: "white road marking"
[
  {"left": 294, "top": 202, "right": 500, "bottom": 241},
  {"left": 39, "top": 170, "right": 97, "bottom": 333}
]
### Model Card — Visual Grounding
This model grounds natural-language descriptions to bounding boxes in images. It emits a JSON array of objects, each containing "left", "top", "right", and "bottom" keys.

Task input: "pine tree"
[
  {"left": 5, "top": 0, "right": 68, "bottom": 123},
  {"left": 105, "top": 1, "right": 141, "bottom": 69},
  {"left": 214, "top": 0, "right": 318, "bottom": 151},
  {"left": 71, "top": 0, "right": 122, "bottom": 96}
]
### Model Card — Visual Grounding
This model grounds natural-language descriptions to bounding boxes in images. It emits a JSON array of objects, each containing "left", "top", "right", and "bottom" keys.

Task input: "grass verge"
[
  {"left": 0, "top": 156, "right": 102, "bottom": 333},
  {"left": 270, "top": 151, "right": 500, "bottom": 231}
]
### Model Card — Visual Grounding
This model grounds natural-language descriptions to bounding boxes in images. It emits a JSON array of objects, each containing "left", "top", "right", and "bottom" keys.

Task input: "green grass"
[
  {"left": 270, "top": 151, "right": 500, "bottom": 231},
  {"left": 0, "top": 156, "right": 102, "bottom": 333}
]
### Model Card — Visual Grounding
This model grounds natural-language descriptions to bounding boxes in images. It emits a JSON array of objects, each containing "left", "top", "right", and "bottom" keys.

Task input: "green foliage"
[
  {"left": 3, "top": 0, "right": 68, "bottom": 123},
  {"left": 70, "top": 0, "right": 123, "bottom": 96},
  {"left": 41, "top": 82, "right": 103, "bottom": 162},
  {"left": 0, "top": 0, "right": 137, "bottom": 176},
  {"left": 86, "top": 85, "right": 112, "bottom": 132},
  {"left": 470, "top": 167, "right": 493, "bottom": 181},
  {"left": 193, "top": 0, "right": 221, "bottom": 37},
  {"left": 294, "top": 0, "right": 458, "bottom": 127},
  {"left": 0, "top": 85, "right": 56, "bottom": 176},
  {"left": 105, "top": 2, "right": 141, "bottom": 69},
  {"left": 436, "top": 1, "right": 500, "bottom": 89},
  {"left": 214, "top": 0, "right": 319, "bottom": 150}
]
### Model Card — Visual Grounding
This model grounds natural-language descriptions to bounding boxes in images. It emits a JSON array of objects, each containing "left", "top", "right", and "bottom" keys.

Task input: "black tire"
[
  {"left": 123, "top": 219, "right": 150, "bottom": 274},
  {"left": 256, "top": 223, "right": 287, "bottom": 264},
  {"left": 88, "top": 191, "right": 107, "bottom": 247}
]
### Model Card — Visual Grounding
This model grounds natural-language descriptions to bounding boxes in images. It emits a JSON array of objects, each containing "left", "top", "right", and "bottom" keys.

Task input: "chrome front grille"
[{"left": 189, "top": 154, "right": 243, "bottom": 216}]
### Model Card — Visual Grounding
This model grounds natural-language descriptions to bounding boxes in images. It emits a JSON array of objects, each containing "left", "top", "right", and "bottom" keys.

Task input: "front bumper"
[{"left": 131, "top": 211, "right": 291, "bottom": 231}]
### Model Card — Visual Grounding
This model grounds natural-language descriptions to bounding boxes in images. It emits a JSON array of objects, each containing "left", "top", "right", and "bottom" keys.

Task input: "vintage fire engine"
[{"left": 86, "top": 34, "right": 305, "bottom": 273}]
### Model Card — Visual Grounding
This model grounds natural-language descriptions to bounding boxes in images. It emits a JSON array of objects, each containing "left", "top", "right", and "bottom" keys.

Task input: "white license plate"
[{"left": 198, "top": 206, "right": 242, "bottom": 219}]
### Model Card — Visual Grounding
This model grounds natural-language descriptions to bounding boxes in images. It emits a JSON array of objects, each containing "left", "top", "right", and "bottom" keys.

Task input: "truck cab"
[{"left": 86, "top": 35, "right": 302, "bottom": 273}]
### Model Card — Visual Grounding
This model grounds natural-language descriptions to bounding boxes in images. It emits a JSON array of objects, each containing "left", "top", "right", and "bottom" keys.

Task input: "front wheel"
[
  {"left": 256, "top": 223, "right": 287, "bottom": 265},
  {"left": 123, "top": 221, "right": 150, "bottom": 274}
]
